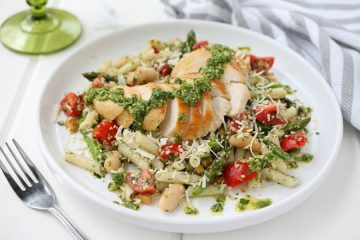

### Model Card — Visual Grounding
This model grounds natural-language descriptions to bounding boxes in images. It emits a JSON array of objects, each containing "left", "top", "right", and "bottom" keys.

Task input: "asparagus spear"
[
  {"left": 263, "top": 139, "right": 290, "bottom": 161},
  {"left": 282, "top": 116, "right": 311, "bottom": 132},
  {"left": 82, "top": 71, "right": 118, "bottom": 82},
  {"left": 180, "top": 30, "right": 196, "bottom": 55},
  {"left": 192, "top": 135, "right": 229, "bottom": 196},
  {"left": 80, "top": 130, "right": 104, "bottom": 163}
]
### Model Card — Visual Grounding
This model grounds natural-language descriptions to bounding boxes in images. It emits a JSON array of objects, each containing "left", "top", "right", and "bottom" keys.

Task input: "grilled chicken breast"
[{"left": 91, "top": 47, "right": 251, "bottom": 140}]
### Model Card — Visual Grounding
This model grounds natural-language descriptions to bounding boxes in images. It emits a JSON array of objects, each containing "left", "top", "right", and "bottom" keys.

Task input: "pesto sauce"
[
  {"left": 210, "top": 194, "right": 226, "bottom": 214},
  {"left": 235, "top": 195, "right": 272, "bottom": 212},
  {"left": 183, "top": 205, "right": 199, "bottom": 215},
  {"left": 114, "top": 195, "right": 140, "bottom": 210},
  {"left": 85, "top": 44, "right": 234, "bottom": 130}
]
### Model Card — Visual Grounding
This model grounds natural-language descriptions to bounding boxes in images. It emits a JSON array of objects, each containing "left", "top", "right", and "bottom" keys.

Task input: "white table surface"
[{"left": 1, "top": 0, "right": 360, "bottom": 239}]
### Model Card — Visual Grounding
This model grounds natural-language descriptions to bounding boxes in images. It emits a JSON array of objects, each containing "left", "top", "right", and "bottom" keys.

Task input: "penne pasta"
[
  {"left": 155, "top": 171, "right": 200, "bottom": 185},
  {"left": 261, "top": 168, "right": 298, "bottom": 188},
  {"left": 64, "top": 151, "right": 102, "bottom": 176}
]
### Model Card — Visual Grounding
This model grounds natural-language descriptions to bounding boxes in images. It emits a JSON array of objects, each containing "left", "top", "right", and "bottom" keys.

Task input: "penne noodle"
[
  {"left": 155, "top": 171, "right": 200, "bottom": 185},
  {"left": 79, "top": 110, "right": 98, "bottom": 130},
  {"left": 261, "top": 168, "right": 297, "bottom": 188},
  {"left": 118, "top": 141, "right": 150, "bottom": 170},
  {"left": 64, "top": 151, "right": 102, "bottom": 176},
  {"left": 186, "top": 184, "right": 226, "bottom": 198}
]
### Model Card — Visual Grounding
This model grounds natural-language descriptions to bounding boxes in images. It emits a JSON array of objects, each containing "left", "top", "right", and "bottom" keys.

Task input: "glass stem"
[{"left": 27, "top": 0, "right": 48, "bottom": 20}]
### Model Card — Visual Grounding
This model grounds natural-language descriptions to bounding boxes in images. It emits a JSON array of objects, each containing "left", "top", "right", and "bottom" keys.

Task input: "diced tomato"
[
  {"left": 249, "top": 54, "right": 274, "bottom": 73},
  {"left": 152, "top": 47, "right": 159, "bottom": 54},
  {"left": 92, "top": 120, "right": 118, "bottom": 145},
  {"left": 223, "top": 161, "right": 257, "bottom": 187},
  {"left": 159, "top": 64, "right": 172, "bottom": 77},
  {"left": 255, "top": 104, "right": 286, "bottom": 126},
  {"left": 126, "top": 170, "right": 156, "bottom": 194},
  {"left": 158, "top": 143, "right": 184, "bottom": 161},
  {"left": 280, "top": 132, "right": 307, "bottom": 151},
  {"left": 60, "top": 92, "right": 84, "bottom": 117},
  {"left": 192, "top": 40, "right": 209, "bottom": 50},
  {"left": 230, "top": 113, "right": 252, "bottom": 133},
  {"left": 91, "top": 76, "right": 106, "bottom": 88}
]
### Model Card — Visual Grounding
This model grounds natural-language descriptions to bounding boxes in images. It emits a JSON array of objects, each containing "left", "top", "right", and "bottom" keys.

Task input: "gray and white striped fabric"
[{"left": 161, "top": 0, "right": 360, "bottom": 130}]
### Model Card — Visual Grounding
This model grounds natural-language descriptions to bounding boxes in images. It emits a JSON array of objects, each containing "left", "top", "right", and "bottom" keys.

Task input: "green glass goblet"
[{"left": 0, "top": 0, "right": 82, "bottom": 55}]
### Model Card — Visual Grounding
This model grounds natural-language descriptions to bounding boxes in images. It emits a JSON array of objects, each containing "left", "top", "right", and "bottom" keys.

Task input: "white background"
[{"left": 0, "top": 0, "right": 359, "bottom": 239}]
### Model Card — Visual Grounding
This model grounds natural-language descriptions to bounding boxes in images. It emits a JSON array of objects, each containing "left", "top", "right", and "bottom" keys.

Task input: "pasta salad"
[{"left": 56, "top": 31, "right": 313, "bottom": 214}]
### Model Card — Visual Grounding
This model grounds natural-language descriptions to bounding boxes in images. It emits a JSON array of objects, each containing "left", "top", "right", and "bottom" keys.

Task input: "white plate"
[{"left": 37, "top": 20, "right": 343, "bottom": 233}]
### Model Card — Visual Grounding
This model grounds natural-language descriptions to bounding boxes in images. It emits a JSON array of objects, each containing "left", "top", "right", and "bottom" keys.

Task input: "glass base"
[{"left": 0, "top": 8, "right": 82, "bottom": 55}]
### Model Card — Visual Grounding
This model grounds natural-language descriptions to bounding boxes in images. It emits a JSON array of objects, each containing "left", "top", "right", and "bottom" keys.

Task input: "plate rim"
[{"left": 36, "top": 19, "right": 343, "bottom": 233}]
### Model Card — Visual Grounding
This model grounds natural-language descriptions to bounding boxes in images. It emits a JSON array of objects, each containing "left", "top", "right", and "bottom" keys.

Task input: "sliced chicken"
[
  {"left": 211, "top": 79, "right": 230, "bottom": 100},
  {"left": 177, "top": 72, "right": 230, "bottom": 100},
  {"left": 208, "top": 96, "right": 231, "bottom": 133},
  {"left": 227, "top": 82, "right": 251, "bottom": 116},
  {"left": 170, "top": 74, "right": 209, "bottom": 139},
  {"left": 159, "top": 84, "right": 189, "bottom": 138},
  {"left": 114, "top": 86, "right": 139, "bottom": 127},
  {"left": 115, "top": 111, "right": 134, "bottom": 128},
  {"left": 182, "top": 100, "right": 202, "bottom": 140},
  {"left": 136, "top": 83, "right": 167, "bottom": 131},
  {"left": 199, "top": 92, "right": 214, "bottom": 137},
  {"left": 171, "top": 48, "right": 211, "bottom": 78},
  {"left": 221, "top": 56, "right": 248, "bottom": 85},
  {"left": 93, "top": 100, "right": 124, "bottom": 120},
  {"left": 171, "top": 48, "right": 249, "bottom": 84}
]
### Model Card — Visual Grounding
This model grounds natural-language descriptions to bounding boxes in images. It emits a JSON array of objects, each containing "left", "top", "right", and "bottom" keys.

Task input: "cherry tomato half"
[
  {"left": 92, "top": 120, "right": 118, "bottom": 145},
  {"left": 152, "top": 47, "right": 159, "bottom": 54},
  {"left": 158, "top": 143, "right": 184, "bottom": 161},
  {"left": 223, "top": 162, "right": 257, "bottom": 187},
  {"left": 126, "top": 170, "right": 156, "bottom": 194},
  {"left": 255, "top": 104, "right": 286, "bottom": 126},
  {"left": 159, "top": 64, "right": 172, "bottom": 77},
  {"left": 60, "top": 92, "right": 84, "bottom": 117},
  {"left": 192, "top": 40, "right": 209, "bottom": 50},
  {"left": 249, "top": 54, "right": 275, "bottom": 73},
  {"left": 91, "top": 76, "right": 106, "bottom": 88},
  {"left": 230, "top": 113, "right": 252, "bottom": 133},
  {"left": 280, "top": 132, "right": 307, "bottom": 151}
]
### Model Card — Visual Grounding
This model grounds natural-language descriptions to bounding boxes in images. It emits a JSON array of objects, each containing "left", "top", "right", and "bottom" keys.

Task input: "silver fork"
[{"left": 0, "top": 139, "right": 89, "bottom": 240}]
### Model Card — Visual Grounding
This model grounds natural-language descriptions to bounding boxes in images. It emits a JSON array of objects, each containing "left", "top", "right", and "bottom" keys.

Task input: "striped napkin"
[{"left": 161, "top": 0, "right": 360, "bottom": 130}]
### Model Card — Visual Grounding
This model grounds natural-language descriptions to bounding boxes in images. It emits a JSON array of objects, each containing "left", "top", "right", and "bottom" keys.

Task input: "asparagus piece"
[
  {"left": 192, "top": 135, "right": 229, "bottom": 196},
  {"left": 82, "top": 71, "right": 118, "bottom": 82},
  {"left": 80, "top": 130, "right": 104, "bottom": 163},
  {"left": 282, "top": 116, "right": 311, "bottom": 132},
  {"left": 207, "top": 135, "right": 222, "bottom": 152},
  {"left": 263, "top": 139, "right": 290, "bottom": 161},
  {"left": 180, "top": 30, "right": 196, "bottom": 55}
]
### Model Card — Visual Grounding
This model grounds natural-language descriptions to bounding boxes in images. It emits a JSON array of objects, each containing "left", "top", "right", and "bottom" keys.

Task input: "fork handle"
[{"left": 48, "top": 205, "right": 90, "bottom": 240}]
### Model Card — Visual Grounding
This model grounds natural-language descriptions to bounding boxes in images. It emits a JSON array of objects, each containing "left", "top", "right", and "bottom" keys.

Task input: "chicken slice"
[
  {"left": 226, "top": 82, "right": 250, "bottom": 116},
  {"left": 221, "top": 56, "right": 248, "bottom": 85},
  {"left": 114, "top": 86, "right": 139, "bottom": 127},
  {"left": 171, "top": 49, "right": 249, "bottom": 85},
  {"left": 182, "top": 100, "right": 202, "bottom": 140},
  {"left": 159, "top": 84, "right": 189, "bottom": 138},
  {"left": 136, "top": 83, "right": 168, "bottom": 131},
  {"left": 175, "top": 72, "right": 230, "bottom": 100},
  {"left": 211, "top": 79, "right": 230, "bottom": 100},
  {"left": 199, "top": 92, "right": 214, "bottom": 137},
  {"left": 170, "top": 73, "right": 208, "bottom": 139},
  {"left": 208, "top": 96, "right": 231, "bottom": 133},
  {"left": 93, "top": 100, "right": 124, "bottom": 120},
  {"left": 171, "top": 48, "right": 211, "bottom": 78}
]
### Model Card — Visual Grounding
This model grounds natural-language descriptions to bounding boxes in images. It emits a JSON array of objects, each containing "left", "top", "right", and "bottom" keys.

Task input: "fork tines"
[{"left": 0, "top": 139, "right": 38, "bottom": 190}]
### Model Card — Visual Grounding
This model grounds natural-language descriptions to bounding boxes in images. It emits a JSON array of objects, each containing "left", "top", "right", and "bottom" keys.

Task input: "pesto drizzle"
[
  {"left": 210, "top": 194, "right": 226, "bottom": 214},
  {"left": 85, "top": 44, "right": 234, "bottom": 130}
]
